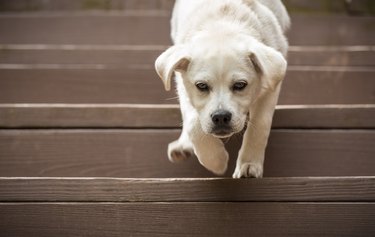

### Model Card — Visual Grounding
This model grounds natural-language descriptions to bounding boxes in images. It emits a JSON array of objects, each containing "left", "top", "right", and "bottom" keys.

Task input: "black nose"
[{"left": 211, "top": 110, "right": 232, "bottom": 126}]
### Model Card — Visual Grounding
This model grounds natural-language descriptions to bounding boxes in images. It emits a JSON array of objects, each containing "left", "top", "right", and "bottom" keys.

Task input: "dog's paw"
[
  {"left": 195, "top": 149, "right": 229, "bottom": 176},
  {"left": 207, "top": 151, "right": 229, "bottom": 175},
  {"left": 168, "top": 140, "right": 195, "bottom": 163},
  {"left": 232, "top": 162, "right": 263, "bottom": 178}
]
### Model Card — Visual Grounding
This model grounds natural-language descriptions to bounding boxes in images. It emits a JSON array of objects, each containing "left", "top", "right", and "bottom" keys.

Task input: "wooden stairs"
[{"left": 0, "top": 0, "right": 374, "bottom": 236}]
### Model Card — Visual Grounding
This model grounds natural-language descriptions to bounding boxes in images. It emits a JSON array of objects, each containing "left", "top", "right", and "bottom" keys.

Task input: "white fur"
[{"left": 155, "top": 0, "right": 290, "bottom": 178}]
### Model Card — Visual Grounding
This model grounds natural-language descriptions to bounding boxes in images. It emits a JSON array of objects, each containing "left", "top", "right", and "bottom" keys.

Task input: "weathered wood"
[
  {"left": 273, "top": 105, "right": 375, "bottom": 129},
  {"left": 0, "top": 203, "right": 374, "bottom": 237},
  {"left": 288, "top": 46, "right": 375, "bottom": 66},
  {"left": 0, "top": 104, "right": 374, "bottom": 129},
  {"left": 0, "top": 0, "right": 175, "bottom": 11},
  {"left": 0, "top": 13, "right": 172, "bottom": 45},
  {"left": 0, "top": 0, "right": 373, "bottom": 14},
  {"left": 0, "top": 104, "right": 182, "bottom": 128},
  {"left": 0, "top": 68, "right": 373, "bottom": 104},
  {"left": 0, "top": 177, "right": 374, "bottom": 202},
  {"left": 0, "top": 129, "right": 374, "bottom": 177},
  {"left": 0, "top": 14, "right": 373, "bottom": 45},
  {"left": 1, "top": 46, "right": 374, "bottom": 66},
  {"left": 281, "top": 68, "right": 375, "bottom": 105}
]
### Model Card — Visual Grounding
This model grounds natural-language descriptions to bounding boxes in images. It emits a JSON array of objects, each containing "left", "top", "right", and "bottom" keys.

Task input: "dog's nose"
[{"left": 211, "top": 110, "right": 232, "bottom": 126}]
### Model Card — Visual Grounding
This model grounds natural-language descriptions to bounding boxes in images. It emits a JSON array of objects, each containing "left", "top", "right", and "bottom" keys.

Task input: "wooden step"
[
  {"left": 1, "top": 177, "right": 374, "bottom": 202},
  {"left": 1, "top": 104, "right": 374, "bottom": 128},
  {"left": 0, "top": 129, "right": 373, "bottom": 177},
  {"left": 1, "top": 45, "right": 374, "bottom": 66},
  {"left": 0, "top": 13, "right": 373, "bottom": 46},
  {"left": 0, "top": 177, "right": 374, "bottom": 237},
  {"left": 0, "top": 105, "right": 374, "bottom": 178},
  {"left": 0, "top": 0, "right": 373, "bottom": 15},
  {"left": 0, "top": 67, "right": 373, "bottom": 104}
]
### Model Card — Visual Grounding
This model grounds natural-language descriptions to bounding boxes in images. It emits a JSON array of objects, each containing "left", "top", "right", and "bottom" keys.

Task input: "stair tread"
[
  {"left": 0, "top": 104, "right": 374, "bottom": 128},
  {"left": 1, "top": 177, "right": 374, "bottom": 202},
  {"left": 0, "top": 68, "right": 374, "bottom": 104},
  {"left": 1, "top": 129, "right": 374, "bottom": 178},
  {"left": 1, "top": 45, "right": 374, "bottom": 66},
  {"left": 0, "top": 14, "right": 373, "bottom": 46}
]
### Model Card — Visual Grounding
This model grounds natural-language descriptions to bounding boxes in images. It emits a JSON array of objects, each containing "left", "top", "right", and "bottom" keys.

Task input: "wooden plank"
[
  {"left": 0, "top": 177, "right": 374, "bottom": 202},
  {"left": 281, "top": 68, "right": 375, "bottom": 105},
  {"left": 0, "top": 68, "right": 177, "bottom": 104},
  {"left": 0, "top": 104, "right": 374, "bottom": 129},
  {"left": 273, "top": 105, "right": 375, "bottom": 129},
  {"left": 0, "top": 203, "right": 374, "bottom": 237},
  {"left": 0, "top": 13, "right": 172, "bottom": 45},
  {"left": 288, "top": 46, "right": 375, "bottom": 66},
  {"left": 0, "top": 47, "right": 163, "bottom": 66},
  {"left": 0, "top": 129, "right": 374, "bottom": 177},
  {"left": 263, "top": 130, "right": 375, "bottom": 177},
  {"left": 0, "top": 0, "right": 175, "bottom": 11},
  {"left": 284, "top": 0, "right": 375, "bottom": 15},
  {"left": 288, "top": 15, "right": 375, "bottom": 46},
  {"left": 1, "top": 46, "right": 374, "bottom": 66},
  {"left": 0, "top": 14, "right": 373, "bottom": 45},
  {"left": 0, "top": 104, "right": 182, "bottom": 128},
  {"left": 0, "top": 68, "right": 374, "bottom": 104},
  {"left": 0, "top": 0, "right": 373, "bottom": 14}
]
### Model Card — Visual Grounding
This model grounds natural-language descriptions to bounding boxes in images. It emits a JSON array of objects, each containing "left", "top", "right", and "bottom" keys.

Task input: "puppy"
[{"left": 155, "top": 0, "right": 290, "bottom": 178}]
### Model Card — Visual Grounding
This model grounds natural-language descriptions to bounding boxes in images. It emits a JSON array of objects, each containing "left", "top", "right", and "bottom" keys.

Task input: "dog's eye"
[
  {"left": 195, "top": 82, "right": 210, "bottom": 92},
  {"left": 232, "top": 81, "right": 248, "bottom": 91}
]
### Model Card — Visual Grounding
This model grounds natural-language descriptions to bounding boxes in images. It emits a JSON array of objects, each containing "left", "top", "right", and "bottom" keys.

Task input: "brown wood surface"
[
  {"left": 0, "top": 104, "right": 182, "bottom": 128},
  {"left": 0, "top": 0, "right": 175, "bottom": 11},
  {"left": 0, "top": 68, "right": 373, "bottom": 104},
  {"left": 0, "top": 203, "right": 374, "bottom": 237},
  {"left": 288, "top": 47, "right": 375, "bottom": 66},
  {"left": 0, "top": 177, "right": 374, "bottom": 202},
  {"left": 0, "top": 104, "right": 374, "bottom": 129},
  {"left": 1, "top": 0, "right": 373, "bottom": 14},
  {"left": 1, "top": 46, "right": 374, "bottom": 66},
  {"left": 0, "top": 14, "right": 374, "bottom": 46},
  {"left": 0, "top": 129, "right": 374, "bottom": 177}
]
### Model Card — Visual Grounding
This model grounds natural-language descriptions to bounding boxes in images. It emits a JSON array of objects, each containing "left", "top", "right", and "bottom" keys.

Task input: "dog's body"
[{"left": 155, "top": 0, "right": 290, "bottom": 178}]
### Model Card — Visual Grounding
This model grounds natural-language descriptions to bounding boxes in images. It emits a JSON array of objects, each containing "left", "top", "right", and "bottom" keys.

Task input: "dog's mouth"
[{"left": 211, "top": 126, "right": 234, "bottom": 138}]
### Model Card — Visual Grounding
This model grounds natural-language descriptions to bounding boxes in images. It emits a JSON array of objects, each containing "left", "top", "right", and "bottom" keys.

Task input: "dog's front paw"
[
  {"left": 232, "top": 162, "right": 263, "bottom": 178},
  {"left": 168, "top": 140, "right": 195, "bottom": 163}
]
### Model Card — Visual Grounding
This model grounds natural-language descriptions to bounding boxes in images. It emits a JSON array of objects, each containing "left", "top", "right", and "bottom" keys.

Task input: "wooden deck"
[{"left": 0, "top": 0, "right": 374, "bottom": 236}]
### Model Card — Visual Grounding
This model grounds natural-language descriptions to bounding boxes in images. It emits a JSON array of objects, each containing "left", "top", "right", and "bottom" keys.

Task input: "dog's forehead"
[{"left": 188, "top": 47, "right": 249, "bottom": 80}]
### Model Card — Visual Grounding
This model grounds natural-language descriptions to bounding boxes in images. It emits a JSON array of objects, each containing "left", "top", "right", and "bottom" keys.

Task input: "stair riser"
[
  {"left": 0, "top": 129, "right": 374, "bottom": 177},
  {"left": 0, "top": 15, "right": 374, "bottom": 46}
]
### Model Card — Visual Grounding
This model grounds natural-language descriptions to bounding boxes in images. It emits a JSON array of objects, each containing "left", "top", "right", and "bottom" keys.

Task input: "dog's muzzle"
[{"left": 210, "top": 110, "right": 233, "bottom": 137}]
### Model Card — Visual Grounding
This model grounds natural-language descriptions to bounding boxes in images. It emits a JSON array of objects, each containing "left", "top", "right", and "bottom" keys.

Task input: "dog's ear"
[
  {"left": 248, "top": 40, "right": 287, "bottom": 91},
  {"left": 155, "top": 45, "right": 191, "bottom": 91}
]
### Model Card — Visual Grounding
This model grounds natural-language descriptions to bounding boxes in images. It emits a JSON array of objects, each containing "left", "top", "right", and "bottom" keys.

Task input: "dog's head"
[{"left": 155, "top": 35, "right": 287, "bottom": 138}]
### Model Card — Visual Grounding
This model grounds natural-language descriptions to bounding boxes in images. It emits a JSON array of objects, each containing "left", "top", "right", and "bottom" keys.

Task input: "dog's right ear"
[{"left": 155, "top": 45, "right": 191, "bottom": 91}]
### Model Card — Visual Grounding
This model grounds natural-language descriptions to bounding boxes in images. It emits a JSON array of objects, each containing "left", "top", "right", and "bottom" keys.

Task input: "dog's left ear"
[
  {"left": 248, "top": 40, "right": 287, "bottom": 91},
  {"left": 155, "top": 45, "right": 191, "bottom": 91}
]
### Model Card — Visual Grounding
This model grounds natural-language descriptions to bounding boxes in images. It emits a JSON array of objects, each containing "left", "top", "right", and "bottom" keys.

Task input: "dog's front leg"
[
  {"left": 233, "top": 84, "right": 282, "bottom": 178},
  {"left": 189, "top": 120, "right": 229, "bottom": 175}
]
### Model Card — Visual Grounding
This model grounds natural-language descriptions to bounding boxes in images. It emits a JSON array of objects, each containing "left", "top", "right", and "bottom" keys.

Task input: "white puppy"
[{"left": 155, "top": 0, "right": 290, "bottom": 178}]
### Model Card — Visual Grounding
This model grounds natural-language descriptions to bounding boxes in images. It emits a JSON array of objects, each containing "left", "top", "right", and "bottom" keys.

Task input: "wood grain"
[
  {"left": 0, "top": 0, "right": 176, "bottom": 11},
  {"left": 0, "top": 14, "right": 373, "bottom": 45},
  {"left": 0, "top": 129, "right": 374, "bottom": 177},
  {"left": 0, "top": 203, "right": 374, "bottom": 237},
  {"left": 0, "top": 177, "right": 374, "bottom": 202},
  {"left": 0, "top": 0, "right": 373, "bottom": 14},
  {"left": 1, "top": 47, "right": 374, "bottom": 66},
  {"left": 0, "top": 104, "right": 182, "bottom": 128},
  {"left": 0, "top": 68, "right": 373, "bottom": 104},
  {"left": 0, "top": 104, "right": 374, "bottom": 129}
]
